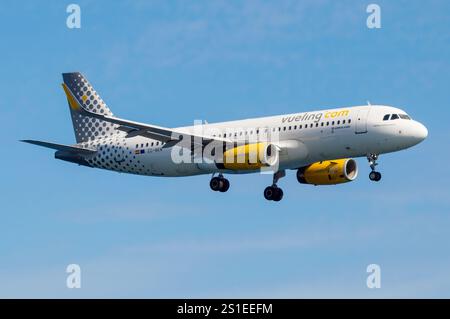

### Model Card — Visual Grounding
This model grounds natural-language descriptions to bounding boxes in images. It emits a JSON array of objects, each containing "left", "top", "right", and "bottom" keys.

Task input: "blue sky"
[{"left": 0, "top": 0, "right": 449, "bottom": 298}]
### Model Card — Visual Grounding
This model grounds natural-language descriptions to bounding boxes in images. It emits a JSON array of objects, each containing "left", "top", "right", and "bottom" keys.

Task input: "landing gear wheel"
[
  {"left": 210, "top": 175, "right": 230, "bottom": 192},
  {"left": 273, "top": 187, "right": 283, "bottom": 202},
  {"left": 219, "top": 178, "right": 230, "bottom": 192},
  {"left": 367, "top": 154, "right": 382, "bottom": 182},
  {"left": 369, "top": 171, "right": 382, "bottom": 182},
  {"left": 210, "top": 177, "right": 221, "bottom": 191},
  {"left": 264, "top": 186, "right": 283, "bottom": 201},
  {"left": 375, "top": 172, "right": 381, "bottom": 181},
  {"left": 264, "top": 170, "right": 286, "bottom": 201},
  {"left": 264, "top": 186, "right": 275, "bottom": 200}
]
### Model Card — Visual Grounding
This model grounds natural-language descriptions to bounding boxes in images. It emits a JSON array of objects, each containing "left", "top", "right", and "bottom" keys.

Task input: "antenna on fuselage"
[{"left": 367, "top": 100, "right": 372, "bottom": 106}]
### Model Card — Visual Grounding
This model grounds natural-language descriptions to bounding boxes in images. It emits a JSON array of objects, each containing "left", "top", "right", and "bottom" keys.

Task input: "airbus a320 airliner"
[{"left": 23, "top": 72, "right": 428, "bottom": 201}]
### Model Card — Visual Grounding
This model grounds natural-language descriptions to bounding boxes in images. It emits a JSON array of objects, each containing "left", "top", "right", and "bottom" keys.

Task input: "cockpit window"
[
  {"left": 383, "top": 113, "right": 410, "bottom": 121},
  {"left": 399, "top": 114, "right": 411, "bottom": 120}
]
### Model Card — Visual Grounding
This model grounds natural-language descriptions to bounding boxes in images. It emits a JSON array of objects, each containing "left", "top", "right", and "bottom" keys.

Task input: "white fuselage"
[{"left": 78, "top": 105, "right": 427, "bottom": 177}]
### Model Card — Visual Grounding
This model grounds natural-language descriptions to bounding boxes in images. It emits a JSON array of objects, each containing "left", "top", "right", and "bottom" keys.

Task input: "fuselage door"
[{"left": 355, "top": 108, "right": 370, "bottom": 134}]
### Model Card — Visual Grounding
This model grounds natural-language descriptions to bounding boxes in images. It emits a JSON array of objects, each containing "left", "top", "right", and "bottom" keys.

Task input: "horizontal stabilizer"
[{"left": 21, "top": 140, "right": 96, "bottom": 155}]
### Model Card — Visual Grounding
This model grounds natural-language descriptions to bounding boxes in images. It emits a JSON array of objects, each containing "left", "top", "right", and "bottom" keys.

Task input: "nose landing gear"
[
  {"left": 264, "top": 170, "right": 285, "bottom": 202},
  {"left": 369, "top": 171, "right": 382, "bottom": 181},
  {"left": 367, "top": 154, "right": 382, "bottom": 181},
  {"left": 210, "top": 174, "right": 230, "bottom": 192}
]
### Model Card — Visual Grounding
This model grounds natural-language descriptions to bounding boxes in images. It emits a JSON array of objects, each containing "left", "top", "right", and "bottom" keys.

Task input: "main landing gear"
[
  {"left": 264, "top": 170, "right": 285, "bottom": 202},
  {"left": 367, "top": 153, "right": 382, "bottom": 182},
  {"left": 210, "top": 174, "right": 230, "bottom": 192}
]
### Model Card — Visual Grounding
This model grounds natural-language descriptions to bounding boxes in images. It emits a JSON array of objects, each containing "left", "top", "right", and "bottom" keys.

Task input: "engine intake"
[{"left": 297, "top": 158, "right": 358, "bottom": 185}]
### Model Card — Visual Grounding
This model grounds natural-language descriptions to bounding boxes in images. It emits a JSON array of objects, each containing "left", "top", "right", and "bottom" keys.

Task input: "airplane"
[{"left": 22, "top": 72, "right": 428, "bottom": 201}]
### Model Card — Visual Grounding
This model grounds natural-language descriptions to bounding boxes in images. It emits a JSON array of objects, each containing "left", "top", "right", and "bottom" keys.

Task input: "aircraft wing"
[{"left": 62, "top": 83, "right": 228, "bottom": 147}]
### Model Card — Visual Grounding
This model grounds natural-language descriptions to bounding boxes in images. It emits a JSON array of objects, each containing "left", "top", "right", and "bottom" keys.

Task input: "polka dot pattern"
[
  {"left": 63, "top": 72, "right": 120, "bottom": 143},
  {"left": 80, "top": 137, "right": 163, "bottom": 176}
]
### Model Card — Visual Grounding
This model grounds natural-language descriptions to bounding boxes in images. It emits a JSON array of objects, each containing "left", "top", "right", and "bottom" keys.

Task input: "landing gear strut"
[
  {"left": 210, "top": 174, "right": 230, "bottom": 192},
  {"left": 367, "top": 153, "right": 382, "bottom": 182},
  {"left": 264, "top": 170, "right": 285, "bottom": 202}
]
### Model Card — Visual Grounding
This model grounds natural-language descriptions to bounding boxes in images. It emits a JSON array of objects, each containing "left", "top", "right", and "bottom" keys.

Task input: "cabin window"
[
  {"left": 337, "top": 120, "right": 340, "bottom": 125},
  {"left": 310, "top": 123, "right": 313, "bottom": 128},
  {"left": 326, "top": 122, "right": 329, "bottom": 126},
  {"left": 348, "top": 119, "right": 351, "bottom": 123},
  {"left": 151, "top": 142, "right": 154, "bottom": 146},
  {"left": 146, "top": 143, "right": 149, "bottom": 147},
  {"left": 343, "top": 120, "right": 346, "bottom": 124},
  {"left": 332, "top": 121, "right": 335, "bottom": 125},
  {"left": 299, "top": 125, "right": 302, "bottom": 129},
  {"left": 383, "top": 114, "right": 390, "bottom": 121},
  {"left": 321, "top": 122, "right": 324, "bottom": 126},
  {"left": 256, "top": 129, "right": 259, "bottom": 134},
  {"left": 294, "top": 125, "right": 297, "bottom": 129}
]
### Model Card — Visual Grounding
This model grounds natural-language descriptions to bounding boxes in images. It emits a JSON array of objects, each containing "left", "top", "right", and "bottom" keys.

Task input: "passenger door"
[{"left": 355, "top": 108, "right": 370, "bottom": 134}]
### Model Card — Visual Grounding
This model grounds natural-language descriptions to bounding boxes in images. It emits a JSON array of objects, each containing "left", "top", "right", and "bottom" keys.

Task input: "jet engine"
[
  {"left": 218, "top": 142, "right": 279, "bottom": 170},
  {"left": 297, "top": 158, "right": 358, "bottom": 185}
]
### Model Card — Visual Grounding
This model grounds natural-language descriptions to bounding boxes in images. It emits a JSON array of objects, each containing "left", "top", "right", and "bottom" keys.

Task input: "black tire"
[
  {"left": 210, "top": 177, "right": 221, "bottom": 191},
  {"left": 374, "top": 172, "right": 382, "bottom": 181},
  {"left": 273, "top": 188, "right": 284, "bottom": 202},
  {"left": 369, "top": 171, "right": 377, "bottom": 181},
  {"left": 219, "top": 178, "right": 230, "bottom": 192},
  {"left": 264, "top": 186, "right": 275, "bottom": 201}
]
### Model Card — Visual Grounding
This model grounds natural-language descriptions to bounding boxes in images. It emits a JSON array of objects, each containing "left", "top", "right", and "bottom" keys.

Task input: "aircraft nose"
[{"left": 414, "top": 121, "right": 428, "bottom": 142}]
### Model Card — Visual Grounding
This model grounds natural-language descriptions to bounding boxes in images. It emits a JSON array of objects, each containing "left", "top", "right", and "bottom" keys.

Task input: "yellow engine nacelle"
[
  {"left": 219, "top": 143, "right": 279, "bottom": 170},
  {"left": 297, "top": 158, "right": 358, "bottom": 185}
]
